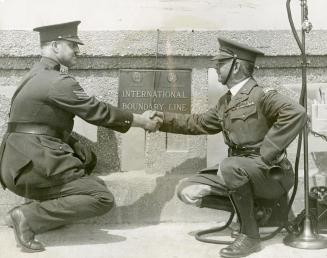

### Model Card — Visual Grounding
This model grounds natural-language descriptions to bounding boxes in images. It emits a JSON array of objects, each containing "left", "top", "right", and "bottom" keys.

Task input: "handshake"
[{"left": 132, "top": 110, "right": 164, "bottom": 133}]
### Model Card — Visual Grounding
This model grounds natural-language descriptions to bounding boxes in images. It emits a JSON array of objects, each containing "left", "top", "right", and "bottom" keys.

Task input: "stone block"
[
  {"left": 83, "top": 171, "right": 220, "bottom": 224},
  {"left": 1, "top": 169, "right": 321, "bottom": 226}
]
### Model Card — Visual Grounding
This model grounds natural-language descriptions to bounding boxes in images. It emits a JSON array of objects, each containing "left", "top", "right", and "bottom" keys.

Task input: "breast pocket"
[
  {"left": 228, "top": 104, "right": 258, "bottom": 142},
  {"left": 230, "top": 104, "right": 257, "bottom": 121}
]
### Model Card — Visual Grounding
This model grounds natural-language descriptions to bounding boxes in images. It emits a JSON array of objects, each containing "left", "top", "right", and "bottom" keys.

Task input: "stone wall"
[
  {"left": 0, "top": 30, "right": 327, "bottom": 223},
  {"left": 2, "top": 30, "right": 327, "bottom": 173}
]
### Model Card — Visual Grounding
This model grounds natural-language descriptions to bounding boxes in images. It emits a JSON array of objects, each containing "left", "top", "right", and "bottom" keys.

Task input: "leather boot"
[
  {"left": 9, "top": 207, "right": 45, "bottom": 252},
  {"left": 231, "top": 205, "right": 272, "bottom": 238},
  {"left": 220, "top": 183, "right": 261, "bottom": 257},
  {"left": 220, "top": 234, "right": 261, "bottom": 258}
]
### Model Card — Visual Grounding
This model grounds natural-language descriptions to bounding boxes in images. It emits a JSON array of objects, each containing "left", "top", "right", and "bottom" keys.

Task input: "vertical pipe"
[{"left": 301, "top": 0, "right": 310, "bottom": 221}]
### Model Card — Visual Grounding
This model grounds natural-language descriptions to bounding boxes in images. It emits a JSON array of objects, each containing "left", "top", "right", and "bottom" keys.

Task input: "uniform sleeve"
[
  {"left": 159, "top": 105, "right": 222, "bottom": 135},
  {"left": 47, "top": 76, "right": 133, "bottom": 133},
  {"left": 260, "top": 89, "right": 307, "bottom": 163}
]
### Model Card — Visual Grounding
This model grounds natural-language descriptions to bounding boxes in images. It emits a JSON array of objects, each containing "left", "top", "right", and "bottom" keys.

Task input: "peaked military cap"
[
  {"left": 212, "top": 37, "right": 264, "bottom": 63},
  {"left": 33, "top": 21, "right": 84, "bottom": 45}
]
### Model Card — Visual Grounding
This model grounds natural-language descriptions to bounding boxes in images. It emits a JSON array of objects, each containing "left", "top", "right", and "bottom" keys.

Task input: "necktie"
[{"left": 226, "top": 90, "right": 232, "bottom": 105}]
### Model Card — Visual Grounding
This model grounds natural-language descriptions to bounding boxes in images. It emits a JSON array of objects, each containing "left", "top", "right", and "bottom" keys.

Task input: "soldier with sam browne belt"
[
  {"left": 151, "top": 37, "right": 307, "bottom": 257},
  {"left": 0, "top": 21, "right": 162, "bottom": 252}
]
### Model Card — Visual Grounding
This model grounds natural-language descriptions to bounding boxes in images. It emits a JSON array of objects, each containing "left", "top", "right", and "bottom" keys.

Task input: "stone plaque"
[{"left": 118, "top": 69, "right": 191, "bottom": 114}]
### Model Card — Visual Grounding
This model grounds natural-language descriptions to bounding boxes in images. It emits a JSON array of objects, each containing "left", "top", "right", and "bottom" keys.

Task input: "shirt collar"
[
  {"left": 229, "top": 77, "right": 251, "bottom": 96},
  {"left": 40, "top": 57, "right": 61, "bottom": 71}
]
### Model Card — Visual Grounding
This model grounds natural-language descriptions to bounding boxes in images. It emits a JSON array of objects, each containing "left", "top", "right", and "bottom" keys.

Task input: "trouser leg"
[
  {"left": 220, "top": 156, "right": 286, "bottom": 199},
  {"left": 18, "top": 176, "right": 114, "bottom": 234}
]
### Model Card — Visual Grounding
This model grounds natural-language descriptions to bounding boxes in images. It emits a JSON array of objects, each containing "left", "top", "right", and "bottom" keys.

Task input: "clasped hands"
[{"left": 132, "top": 110, "right": 164, "bottom": 132}]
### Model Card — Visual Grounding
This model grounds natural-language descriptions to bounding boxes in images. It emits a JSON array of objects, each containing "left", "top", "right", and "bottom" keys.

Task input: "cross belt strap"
[{"left": 7, "top": 122, "right": 70, "bottom": 141}]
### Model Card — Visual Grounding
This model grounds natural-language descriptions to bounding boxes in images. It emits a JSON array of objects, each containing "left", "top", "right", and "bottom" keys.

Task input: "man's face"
[
  {"left": 56, "top": 40, "right": 80, "bottom": 68},
  {"left": 215, "top": 58, "right": 233, "bottom": 85}
]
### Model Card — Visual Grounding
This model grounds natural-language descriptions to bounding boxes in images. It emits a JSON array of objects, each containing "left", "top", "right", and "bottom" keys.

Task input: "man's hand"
[
  {"left": 148, "top": 111, "right": 164, "bottom": 121},
  {"left": 132, "top": 111, "right": 163, "bottom": 132},
  {"left": 146, "top": 110, "right": 164, "bottom": 132}
]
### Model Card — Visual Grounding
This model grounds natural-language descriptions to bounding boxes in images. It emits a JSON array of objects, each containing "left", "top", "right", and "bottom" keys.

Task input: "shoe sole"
[
  {"left": 9, "top": 211, "right": 45, "bottom": 253},
  {"left": 219, "top": 246, "right": 261, "bottom": 258}
]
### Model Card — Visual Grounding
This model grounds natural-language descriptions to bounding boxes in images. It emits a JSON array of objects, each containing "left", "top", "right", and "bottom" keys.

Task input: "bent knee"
[
  {"left": 220, "top": 159, "right": 249, "bottom": 189},
  {"left": 94, "top": 190, "right": 115, "bottom": 215},
  {"left": 220, "top": 158, "right": 240, "bottom": 175}
]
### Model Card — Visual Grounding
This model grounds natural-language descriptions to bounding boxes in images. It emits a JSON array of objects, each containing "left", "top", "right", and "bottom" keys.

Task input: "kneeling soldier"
[
  {"left": 0, "top": 21, "right": 161, "bottom": 252},
  {"left": 153, "top": 37, "right": 306, "bottom": 257}
]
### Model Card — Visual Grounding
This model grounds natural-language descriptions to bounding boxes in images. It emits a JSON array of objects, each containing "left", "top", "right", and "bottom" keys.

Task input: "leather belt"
[
  {"left": 228, "top": 147, "right": 260, "bottom": 157},
  {"left": 7, "top": 122, "right": 69, "bottom": 141}
]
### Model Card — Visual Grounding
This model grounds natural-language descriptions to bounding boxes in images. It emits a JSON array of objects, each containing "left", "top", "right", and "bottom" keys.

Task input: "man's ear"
[
  {"left": 51, "top": 41, "right": 60, "bottom": 53},
  {"left": 233, "top": 61, "right": 241, "bottom": 74}
]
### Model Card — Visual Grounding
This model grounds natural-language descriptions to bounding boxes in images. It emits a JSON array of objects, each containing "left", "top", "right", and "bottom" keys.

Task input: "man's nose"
[{"left": 74, "top": 46, "right": 80, "bottom": 55}]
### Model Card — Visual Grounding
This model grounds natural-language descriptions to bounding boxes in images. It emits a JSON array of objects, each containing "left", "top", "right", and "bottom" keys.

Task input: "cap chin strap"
[{"left": 222, "top": 57, "right": 237, "bottom": 85}]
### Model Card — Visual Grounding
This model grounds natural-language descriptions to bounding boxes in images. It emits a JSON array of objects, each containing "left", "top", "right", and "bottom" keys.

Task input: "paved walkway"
[{"left": 1, "top": 223, "right": 327, "bottom": 258}]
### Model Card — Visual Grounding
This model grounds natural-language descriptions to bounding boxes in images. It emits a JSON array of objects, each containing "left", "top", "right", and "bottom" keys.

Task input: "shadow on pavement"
[{"left": 38, "top": 224, "right": 126, "bottom": 246}]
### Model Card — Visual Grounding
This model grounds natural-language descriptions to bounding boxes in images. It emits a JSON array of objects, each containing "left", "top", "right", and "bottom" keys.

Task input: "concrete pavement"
[{"left": 1, "top": 222, "right": 327, "bottom": 258}]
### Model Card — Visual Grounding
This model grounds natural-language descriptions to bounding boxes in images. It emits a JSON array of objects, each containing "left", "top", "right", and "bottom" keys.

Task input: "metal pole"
[
  {"left": 283, "top": 0, "right": 327, "bottom": 249},
  {"left": 301, "top": 0, "right": 310, "bottom": 223}
]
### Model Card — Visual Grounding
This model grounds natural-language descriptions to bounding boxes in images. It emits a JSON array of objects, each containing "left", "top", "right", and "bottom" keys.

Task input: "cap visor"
[
  {"left": 211, "top": 53, "right": 233, "bottom": 61},
  {"left": 63, "top": 37, "right": 84, "bottom": 45}
]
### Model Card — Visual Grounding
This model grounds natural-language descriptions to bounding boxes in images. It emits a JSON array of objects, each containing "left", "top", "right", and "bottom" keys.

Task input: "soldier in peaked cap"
[
  {"left": 33, "top": 20, "right": 84, "bottom": 45},
  {"left": 151, "top": 37, "right": 307, "bottom": 257},
  {"left": 0, "top": 21, "right": 162, "bottom": 252}
]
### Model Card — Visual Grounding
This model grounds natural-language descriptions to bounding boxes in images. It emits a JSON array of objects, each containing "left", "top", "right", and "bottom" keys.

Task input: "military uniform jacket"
[
  {"left": 160, "top": 77, "right": 307, "bottom": 166},
  {"left": 0, "top": 57, "right": 133, "bottom": 188}
]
